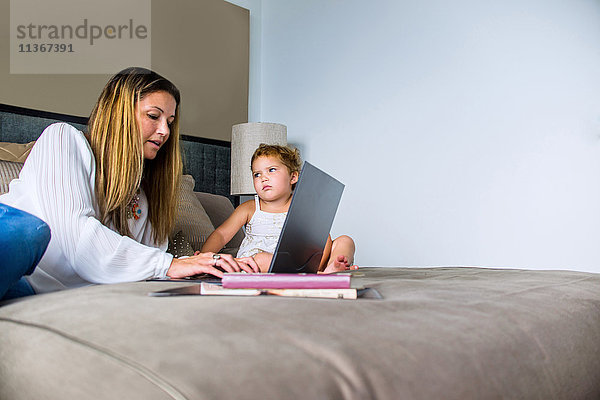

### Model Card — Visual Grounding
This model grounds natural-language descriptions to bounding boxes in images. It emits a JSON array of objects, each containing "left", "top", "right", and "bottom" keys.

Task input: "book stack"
[{"left": 200, "top": 273, "right": 358, "bottom": 299}]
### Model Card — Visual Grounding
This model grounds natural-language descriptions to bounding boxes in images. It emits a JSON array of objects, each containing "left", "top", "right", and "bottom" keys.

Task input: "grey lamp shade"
[{"left": 230, "top": 122, "right": 287, "bottom": 195}]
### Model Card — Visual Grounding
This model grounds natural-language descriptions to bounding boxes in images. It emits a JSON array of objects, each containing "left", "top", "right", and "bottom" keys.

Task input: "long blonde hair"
[{"left": 88, "top": 67, "right": 182, "bottom": 244}]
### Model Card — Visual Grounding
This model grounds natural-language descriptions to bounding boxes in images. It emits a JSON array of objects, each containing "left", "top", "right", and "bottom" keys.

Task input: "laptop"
[{"left": 267, "top": 161, "right": 345, "bottom": 274}]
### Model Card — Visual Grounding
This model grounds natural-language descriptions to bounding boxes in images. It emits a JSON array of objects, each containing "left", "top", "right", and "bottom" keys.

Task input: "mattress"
[{"left": 1, "top": 266, "right": 599, "bottom": 399}]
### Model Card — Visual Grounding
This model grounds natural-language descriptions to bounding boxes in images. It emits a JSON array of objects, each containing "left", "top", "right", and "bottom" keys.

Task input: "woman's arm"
[
  {"left": 201, "top": 200, "right": 253, "bottom": 253},
  {"left": 18, "top": 123, "right": 254, "bottom": 283},
  {"left": 26, "top": 124, "right": 171, "bottom": 282}
]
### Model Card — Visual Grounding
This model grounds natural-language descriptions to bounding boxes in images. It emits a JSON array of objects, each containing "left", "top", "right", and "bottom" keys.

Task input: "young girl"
[{"left": 202, "top": 144, "right": 356, "bottom": 273}]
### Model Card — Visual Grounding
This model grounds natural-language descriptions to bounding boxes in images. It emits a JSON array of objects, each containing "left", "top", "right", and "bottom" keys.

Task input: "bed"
[
  {"left": 1, "top": 266, "right": 599, "bottom": 399},
  {"left": 1, "top": 105, "right": 600, "bottom": 399}
]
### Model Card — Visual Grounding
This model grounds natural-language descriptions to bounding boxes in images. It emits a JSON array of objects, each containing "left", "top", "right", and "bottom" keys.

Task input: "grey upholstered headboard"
[{"left": 0, "top": 104, "right": 233, "bottom": 200}]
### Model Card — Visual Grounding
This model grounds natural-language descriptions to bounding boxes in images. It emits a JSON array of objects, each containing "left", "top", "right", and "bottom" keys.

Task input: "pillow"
[
  {"left": 171, "top": 175, "right": 215, "bottom": 251},
  {"left": 0, "top": 160, "right": 24, "bottom": 195},
  {"left": 167, "top": 231, "right": 195, "bottom": 258},
  {"left": 0, "top": 141, "right": 36, "bottom": 163}
]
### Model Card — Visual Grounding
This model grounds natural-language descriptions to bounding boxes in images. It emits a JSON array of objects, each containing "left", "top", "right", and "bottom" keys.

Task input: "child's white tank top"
[{"left": 236, "top": 196, "right": 287, "bottom": 258}]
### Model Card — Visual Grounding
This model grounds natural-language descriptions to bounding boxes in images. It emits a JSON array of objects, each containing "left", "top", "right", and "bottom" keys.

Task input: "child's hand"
[{"left": 234, "top": 256, "right": 261, "bottom": 273}]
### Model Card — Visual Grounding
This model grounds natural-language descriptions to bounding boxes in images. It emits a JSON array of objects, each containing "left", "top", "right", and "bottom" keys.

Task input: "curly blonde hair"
[
  {"left": 251, "top": 144, "right": 302, "bottom": 173},
  {"left": 88, "top": 67, "right": 182, "bottom": 244},
  {"left": 251, "top": 144, "right": 302, "bottom": 189}
]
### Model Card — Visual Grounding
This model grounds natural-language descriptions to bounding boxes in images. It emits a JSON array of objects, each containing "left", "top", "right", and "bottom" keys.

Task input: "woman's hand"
[{"left": 167, "top": 252, "right": 259, "bottom": 279}]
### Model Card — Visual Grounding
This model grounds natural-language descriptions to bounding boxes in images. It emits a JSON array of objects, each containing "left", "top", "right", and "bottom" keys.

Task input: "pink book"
[{"left": 221, "top": 273, "right": 352, "bottom": 289}]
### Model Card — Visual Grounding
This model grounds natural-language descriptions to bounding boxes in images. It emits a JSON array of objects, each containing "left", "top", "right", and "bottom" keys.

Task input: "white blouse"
[{"left": 0, "top": 123, "right": 173, "bottom": 293}]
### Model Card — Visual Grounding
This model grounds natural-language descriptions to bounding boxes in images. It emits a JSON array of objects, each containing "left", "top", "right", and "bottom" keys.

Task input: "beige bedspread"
[{"left": 1, "top": 267, "right": 599, "bottom": 399}]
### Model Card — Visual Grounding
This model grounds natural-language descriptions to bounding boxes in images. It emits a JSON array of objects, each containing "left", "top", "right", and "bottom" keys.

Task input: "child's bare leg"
[
  {"left": 253, "top": 252, "right": 273, "bottom": 273},
  {"left": 318, "top": 236, "right": 333, "bottom": 272},
  {"left": 320, "top": 235, "right": 355, "bottom": 274}
]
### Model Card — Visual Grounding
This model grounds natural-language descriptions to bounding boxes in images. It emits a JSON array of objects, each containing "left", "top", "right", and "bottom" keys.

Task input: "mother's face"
[{"left": 135, "top": 90, "right": 177, "bottom": 160}]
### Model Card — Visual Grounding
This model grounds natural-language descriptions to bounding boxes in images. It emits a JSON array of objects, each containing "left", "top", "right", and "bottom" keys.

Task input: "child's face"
[{"left": 252, "top": 156, "right": 298, "bottom": 201}]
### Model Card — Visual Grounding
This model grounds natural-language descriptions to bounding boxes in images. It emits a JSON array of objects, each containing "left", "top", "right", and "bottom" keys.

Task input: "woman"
[{"left": 0, "top": 67, "right": 258, "bottom": 298}]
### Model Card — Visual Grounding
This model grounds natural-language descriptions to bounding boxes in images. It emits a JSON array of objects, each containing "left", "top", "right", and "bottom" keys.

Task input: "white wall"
[{"left": 246, "top": 0, "right": 600, "bottom": 272}]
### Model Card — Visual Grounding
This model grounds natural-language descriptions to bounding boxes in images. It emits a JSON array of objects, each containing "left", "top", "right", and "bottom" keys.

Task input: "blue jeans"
[{"left": 0, "top": 203, "right": 51, "bottom": 301}]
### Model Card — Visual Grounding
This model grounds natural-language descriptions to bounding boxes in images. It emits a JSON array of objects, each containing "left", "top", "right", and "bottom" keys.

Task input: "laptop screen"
[{"left": 268, "top": 162, "right": 345, "bottom": 274}]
